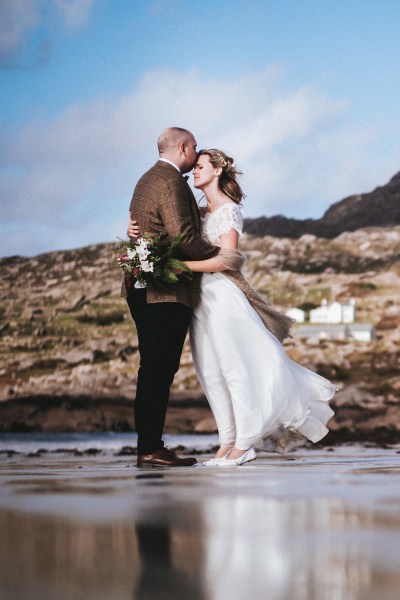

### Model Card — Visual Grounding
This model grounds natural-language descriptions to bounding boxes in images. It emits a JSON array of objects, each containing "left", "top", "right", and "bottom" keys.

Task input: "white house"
[
  {"left": 347, "top": 323, "right": 377, "bottom": 342},
  {"left": 309, "top": 299, "right": 356, "bottom": 324},
  {"left": 285, "top": 307, "right": 305, "bottom": 323}
]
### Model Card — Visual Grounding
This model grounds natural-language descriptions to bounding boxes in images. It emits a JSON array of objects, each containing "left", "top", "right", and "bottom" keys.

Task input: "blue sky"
[{"left": 1, "top": 0, "right": 400, "bottom": 257}]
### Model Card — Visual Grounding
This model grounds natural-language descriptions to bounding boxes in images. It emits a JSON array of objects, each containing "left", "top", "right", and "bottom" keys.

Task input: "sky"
[{"left": 1, "top": 0, "right": 400, "bottom": 258}]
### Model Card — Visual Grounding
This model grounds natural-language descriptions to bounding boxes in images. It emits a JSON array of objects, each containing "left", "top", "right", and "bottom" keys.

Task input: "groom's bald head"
[
  {"left": 157, "top": 127, "right": 194, "bottom": 155},
  {"left": 157, "top": 127, "right": 197, "bottom": 173}
]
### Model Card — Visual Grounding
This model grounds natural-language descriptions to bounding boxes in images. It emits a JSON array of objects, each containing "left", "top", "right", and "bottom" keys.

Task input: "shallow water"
[
  {"left": 1, "top": 439, "right": 400, "bottom": 600},
  {"left": 0, "top": 431, "right": 219, "bottom": 454}
]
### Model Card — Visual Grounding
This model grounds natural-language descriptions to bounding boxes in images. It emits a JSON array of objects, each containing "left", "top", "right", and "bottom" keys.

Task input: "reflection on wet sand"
[
  {"left": 1, "top": 447, "right": 400, "bottom": 600},
  {"left": 0, "top": 506, "right": 206, "bottom": 600},
  {"left": 203, "top": 496, "right": 377, "bottom": 600},
  {"left": 134, "top": 520, "right": 204, "bottom": 599},
  {"left": 0, "top": 509, "right": 139, "bottom": 600}
]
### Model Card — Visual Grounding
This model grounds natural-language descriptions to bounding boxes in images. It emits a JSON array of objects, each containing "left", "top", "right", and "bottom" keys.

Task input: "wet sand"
[{"left": 1, "top": 445, "right": 400, "bottom": 600}]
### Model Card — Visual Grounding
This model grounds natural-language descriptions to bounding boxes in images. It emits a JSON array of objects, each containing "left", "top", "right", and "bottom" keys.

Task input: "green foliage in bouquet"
[{"left": 115, "top": 232, "right": 193, "bottom": 290}]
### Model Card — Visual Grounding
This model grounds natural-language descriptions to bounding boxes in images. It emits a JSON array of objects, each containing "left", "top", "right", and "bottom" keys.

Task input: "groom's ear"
[{"left": 179, "top": 142, "right": 186, "bottom": 155}]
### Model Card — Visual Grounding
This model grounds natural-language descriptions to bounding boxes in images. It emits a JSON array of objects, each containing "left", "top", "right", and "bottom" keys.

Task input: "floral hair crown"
[{"left": 210, "top": 149, "right": 232, "bottom": 169}]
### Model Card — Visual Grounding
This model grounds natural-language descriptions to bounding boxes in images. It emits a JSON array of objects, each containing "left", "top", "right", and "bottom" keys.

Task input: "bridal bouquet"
[{"left": 115, "top": 232, "right": 192, "bottom": 290}]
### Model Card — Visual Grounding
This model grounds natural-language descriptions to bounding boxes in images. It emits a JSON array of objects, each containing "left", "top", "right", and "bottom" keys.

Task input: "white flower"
[
  {"left": 137, "top": 238, "right": 150, "bottom": 251},
  {"left": 135, "top": 239, "right": 151, "bottom": 260},
  {"left": 140, "top": 259, "right": 154, "bottom": 272},
  {"left": 137, "top": 249, "right": 150, "bottom": 260}
]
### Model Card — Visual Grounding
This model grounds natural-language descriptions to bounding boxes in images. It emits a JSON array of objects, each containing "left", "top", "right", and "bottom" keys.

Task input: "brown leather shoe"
[{"left": 137, "top": 447, "right": 197, "bottom": 468}]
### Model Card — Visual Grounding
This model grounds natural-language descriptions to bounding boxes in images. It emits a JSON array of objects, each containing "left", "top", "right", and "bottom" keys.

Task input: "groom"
[{"left": 124, "top": 127, "right": 216, "bottom": 467}]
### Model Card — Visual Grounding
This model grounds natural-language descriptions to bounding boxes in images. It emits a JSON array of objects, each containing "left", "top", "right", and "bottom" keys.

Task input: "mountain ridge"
[{"left": 244, "top": 170, "right": 400, "bottom": 238}]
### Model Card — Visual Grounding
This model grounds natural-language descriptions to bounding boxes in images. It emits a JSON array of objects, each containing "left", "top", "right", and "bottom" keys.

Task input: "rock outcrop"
[{"left": 0, "top": 227, "right": 399, "bottom": 443}]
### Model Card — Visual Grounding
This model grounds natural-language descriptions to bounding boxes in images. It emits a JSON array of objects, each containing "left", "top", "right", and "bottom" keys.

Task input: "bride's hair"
[{"left": 197, "top": 149, "right": 245, "bottom": 205}]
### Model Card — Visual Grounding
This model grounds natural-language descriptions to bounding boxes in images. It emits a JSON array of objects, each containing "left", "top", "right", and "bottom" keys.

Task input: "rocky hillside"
[
  {"left": 0, "top": 227, "right": 399, "bottom": 443},
  {"left": 244, "top": 171, "right": 400, "bottom": 238}
]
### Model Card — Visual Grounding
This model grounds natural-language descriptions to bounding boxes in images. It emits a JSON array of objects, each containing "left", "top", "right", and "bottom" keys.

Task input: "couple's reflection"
[
  {"left": 133, "top": 478, "right": 377, "bottom": 600},
  {"left": 133, "top": 474, "right": 204, "bottom": 600}
]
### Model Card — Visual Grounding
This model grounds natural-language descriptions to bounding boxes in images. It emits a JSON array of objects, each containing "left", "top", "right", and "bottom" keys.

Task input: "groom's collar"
[{"left": 159, "top": 157, "right": 181, "bottom": 172}]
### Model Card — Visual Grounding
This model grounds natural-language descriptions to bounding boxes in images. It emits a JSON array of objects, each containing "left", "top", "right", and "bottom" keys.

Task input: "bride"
[{"left": 183, "top": 149, "right": 338, "bottom": 467}]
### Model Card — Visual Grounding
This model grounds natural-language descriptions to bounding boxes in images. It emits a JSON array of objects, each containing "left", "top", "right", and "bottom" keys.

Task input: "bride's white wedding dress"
[{"left": 190, "top": 203, "right": 337, "bottom": 452}]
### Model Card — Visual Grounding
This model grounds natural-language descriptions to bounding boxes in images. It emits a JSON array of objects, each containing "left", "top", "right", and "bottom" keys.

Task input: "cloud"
[
  {"left": 0, "top": 0, "right": 96, "bottom": 68},
  {"left": 0, "top": 0, "right": 41, "bottom": 67},
  {"left": 54, "top": 0, "right": 97, "bottom": 32},
  {"left": 0, "top": 67, "right": 398, "bottom": 257}
]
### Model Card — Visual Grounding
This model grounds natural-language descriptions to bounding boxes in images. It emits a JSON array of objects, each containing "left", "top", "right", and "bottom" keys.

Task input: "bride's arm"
[{"left": 183, "top": 229, "right": 239, "bottom": 273}]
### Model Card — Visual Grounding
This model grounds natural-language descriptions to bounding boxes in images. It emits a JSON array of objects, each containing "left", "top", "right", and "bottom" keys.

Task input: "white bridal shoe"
[
  {"left": 217, "top": 447, "right": 256, "bottom": 467},
  {"left": 203, "top": 449, "right": 233, "bottom": 466},
  {"left": 203, "top": 457, "right": 224, "bottom": 466}
]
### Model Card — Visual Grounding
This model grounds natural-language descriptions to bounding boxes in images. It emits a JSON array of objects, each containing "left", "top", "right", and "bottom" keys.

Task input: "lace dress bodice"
[{"left": 201, "top": 203, "right": 243, "bottom": 247}]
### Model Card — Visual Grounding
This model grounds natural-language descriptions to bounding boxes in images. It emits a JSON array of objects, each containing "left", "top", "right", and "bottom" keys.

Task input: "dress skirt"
[{"left": 190, "top": 272, "right": 336, "bottom": 452}]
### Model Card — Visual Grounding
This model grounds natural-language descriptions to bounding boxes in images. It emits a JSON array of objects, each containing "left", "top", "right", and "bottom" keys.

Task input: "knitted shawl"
[{"left": 216, "top": 248, "right": 295, "bottom": 343}]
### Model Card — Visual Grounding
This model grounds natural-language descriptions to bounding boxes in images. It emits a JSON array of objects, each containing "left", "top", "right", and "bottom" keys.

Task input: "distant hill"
[{"left": 244, "top": 171, "right": 400, "bottom": 238}]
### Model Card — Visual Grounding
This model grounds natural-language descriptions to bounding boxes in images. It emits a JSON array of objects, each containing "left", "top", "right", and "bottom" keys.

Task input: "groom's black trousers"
[{"left": 127, "top": 289, "right": 192, "bottom": 455}]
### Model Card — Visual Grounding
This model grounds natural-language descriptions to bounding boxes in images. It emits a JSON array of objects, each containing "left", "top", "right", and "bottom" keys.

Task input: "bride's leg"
[
  {"left": 215, "top": 445, "right": 234, "bottom": 458},
  {"left": 226, "top": 446, "right": 250, "bottom": 459},
  {"left": 190, "top": 318, "right": 236, "bottom": 456}
]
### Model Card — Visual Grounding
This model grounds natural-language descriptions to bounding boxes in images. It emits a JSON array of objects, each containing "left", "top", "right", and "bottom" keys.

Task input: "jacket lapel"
[
  {"left": 183, "top": 178, "right": 201, "bottom": 227},
  {"left": 156, "top": 160, "right": 201, "bottom": 230}
]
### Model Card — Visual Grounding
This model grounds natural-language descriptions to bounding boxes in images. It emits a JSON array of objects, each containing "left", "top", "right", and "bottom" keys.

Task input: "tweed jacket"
[{"left": 121, "top": 160, "right": 216, "bottom": 307}]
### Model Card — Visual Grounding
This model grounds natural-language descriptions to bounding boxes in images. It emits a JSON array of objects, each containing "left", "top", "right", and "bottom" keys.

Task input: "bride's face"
[{"left": 193, "top": 154, "right": 217, "bottom": 189}]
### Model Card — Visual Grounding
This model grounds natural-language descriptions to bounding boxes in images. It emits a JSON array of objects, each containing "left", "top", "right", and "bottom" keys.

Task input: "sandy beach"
[{"left": 1, "top": 438, "right": 400, "bottom": 600}]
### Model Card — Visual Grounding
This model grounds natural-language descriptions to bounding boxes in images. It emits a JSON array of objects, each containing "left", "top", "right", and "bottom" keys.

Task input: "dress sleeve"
[{"left": 216, "top": 203, "right": 243, "bottom": 237}]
